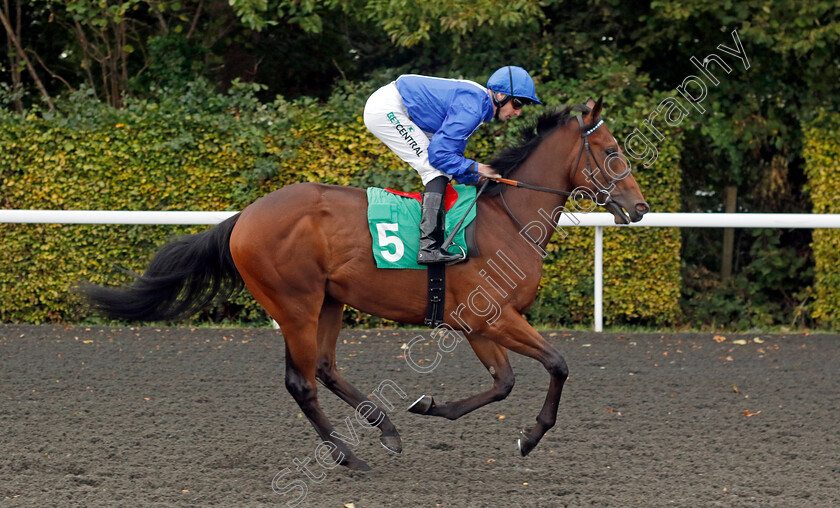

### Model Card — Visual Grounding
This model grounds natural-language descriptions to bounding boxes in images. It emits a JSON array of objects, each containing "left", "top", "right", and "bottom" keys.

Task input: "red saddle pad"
[{"left": 384, "top": 183, "right": 460, "bottom": 212}]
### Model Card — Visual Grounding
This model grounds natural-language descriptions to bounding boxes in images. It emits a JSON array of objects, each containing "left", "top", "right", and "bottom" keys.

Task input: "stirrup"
[
  {"left": 417, "top": 248, "right": 462, "bottom": 265},
  {"left": 445, "top": 244, "right": 468, "bottom": 265}
]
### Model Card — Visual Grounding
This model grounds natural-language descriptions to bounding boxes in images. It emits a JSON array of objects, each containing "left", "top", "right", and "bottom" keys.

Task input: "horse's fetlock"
[{"left": 536, "top": 415, "right": 556, "bottom": 431}]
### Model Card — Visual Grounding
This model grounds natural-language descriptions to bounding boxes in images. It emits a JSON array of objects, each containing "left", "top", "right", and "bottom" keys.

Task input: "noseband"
[{"left": 495, "top": 114, "right": 624, "bottom": 247}]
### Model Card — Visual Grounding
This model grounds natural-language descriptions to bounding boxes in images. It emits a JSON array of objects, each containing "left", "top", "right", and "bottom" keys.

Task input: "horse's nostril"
[{"left": 636, "top": 203, "right": 649, "bottom": 214}]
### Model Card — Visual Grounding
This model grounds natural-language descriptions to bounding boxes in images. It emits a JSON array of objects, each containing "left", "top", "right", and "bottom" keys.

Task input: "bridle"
[{"left": 495, "top": 114, "right": 626, "bottom": 246}]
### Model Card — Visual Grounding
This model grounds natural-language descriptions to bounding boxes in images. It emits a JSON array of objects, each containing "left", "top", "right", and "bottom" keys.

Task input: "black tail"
[{"left": 81, "top": 214, "right": 243, "bottom": 322}]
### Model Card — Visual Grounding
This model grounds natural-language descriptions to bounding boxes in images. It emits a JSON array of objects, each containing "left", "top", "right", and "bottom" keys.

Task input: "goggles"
[{"left": 511, "top": 97, "right": 530, "bottom": 110}]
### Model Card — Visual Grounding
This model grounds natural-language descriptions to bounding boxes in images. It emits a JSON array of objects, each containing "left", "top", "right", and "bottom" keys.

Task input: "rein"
[
  {"left": 494, "top": 177, "right": 572, "bottom": 197},
  {"left": 495, "top": 114, "right": 612, "bottom": 247}
]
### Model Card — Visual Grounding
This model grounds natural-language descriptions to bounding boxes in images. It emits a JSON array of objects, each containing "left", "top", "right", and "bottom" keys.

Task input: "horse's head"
[{"left": 569, "top": 98, "right": 650, "bottom": 224}]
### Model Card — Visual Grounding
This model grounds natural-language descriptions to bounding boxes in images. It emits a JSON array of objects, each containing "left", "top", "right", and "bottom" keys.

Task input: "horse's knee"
[{"left": 547, "top": 355, "right": 569, "bottom": 382}]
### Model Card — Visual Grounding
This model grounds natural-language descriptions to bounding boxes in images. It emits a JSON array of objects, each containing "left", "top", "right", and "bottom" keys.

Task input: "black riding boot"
[{"left": 417, "top": 190, "right": 465, "bottom": 265}]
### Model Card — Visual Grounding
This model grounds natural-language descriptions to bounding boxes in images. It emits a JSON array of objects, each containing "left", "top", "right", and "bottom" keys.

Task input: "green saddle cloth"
[{"left": 366, "top": 185, "right": 477, "bottom": 269}]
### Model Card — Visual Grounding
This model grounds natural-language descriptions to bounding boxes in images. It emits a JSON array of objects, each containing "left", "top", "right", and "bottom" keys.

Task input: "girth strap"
[{"left": 424, "top": 263, "right": 446, "bottom": 328}]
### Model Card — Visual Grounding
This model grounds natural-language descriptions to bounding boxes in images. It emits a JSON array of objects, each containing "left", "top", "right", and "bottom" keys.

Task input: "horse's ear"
[
  {"left": 590, "top": 96, "right": 603, "bottom": 120},
  {"left": 585, "top": 97, "right": 596, "bottom": 109}
]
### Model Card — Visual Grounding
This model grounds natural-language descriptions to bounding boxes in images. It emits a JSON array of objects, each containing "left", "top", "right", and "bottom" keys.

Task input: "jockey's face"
[{"left": 497, "top": 95, "right": 524, "bottom": 121}]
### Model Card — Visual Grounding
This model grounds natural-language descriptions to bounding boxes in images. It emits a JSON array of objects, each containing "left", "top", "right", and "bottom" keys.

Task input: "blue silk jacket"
[{"left": 395, "top": 75, "right": 494, "bottom": 184}]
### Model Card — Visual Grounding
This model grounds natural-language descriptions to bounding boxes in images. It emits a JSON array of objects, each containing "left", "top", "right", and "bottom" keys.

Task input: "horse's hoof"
[
  {"left": 379, "top": 434, "right": 403, "bottom": 455},
  {"left": 342, "top": 457, "right": 372, "bottom": 471},
  {"left": 408, "top": 394, "right": 434, "bottom": 415},
  {"left": 517, "top": 431, "right": 539, "bottom": 457}
]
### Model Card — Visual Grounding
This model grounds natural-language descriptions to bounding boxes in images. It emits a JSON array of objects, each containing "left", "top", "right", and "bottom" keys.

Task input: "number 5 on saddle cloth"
[
  {"left": 366, "top": 183, "right": 480, "bottom": 327},
  {"left": 366, "top": 184, "right": 479, "bottom": 269}
]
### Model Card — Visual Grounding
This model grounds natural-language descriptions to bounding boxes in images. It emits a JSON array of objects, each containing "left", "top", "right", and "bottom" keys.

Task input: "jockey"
[{"left": 364, "top": 65, "right": 542, "bottom": 265}]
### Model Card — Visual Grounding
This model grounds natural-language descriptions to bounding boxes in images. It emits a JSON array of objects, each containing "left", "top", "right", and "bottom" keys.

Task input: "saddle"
[
  {"left": 366, "top": 183, "right": 481, "bottom": 327},
  {"left": 365, "top": 184, "right": 479, "bottom": 269},
  {"left": 382, "top": 185, "right": 459, "bottom": 211}
]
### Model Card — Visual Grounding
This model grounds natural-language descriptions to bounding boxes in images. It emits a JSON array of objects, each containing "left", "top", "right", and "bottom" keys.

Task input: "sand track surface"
[{"left": 1, "top": 325, "right": 838, "bottom": 507}]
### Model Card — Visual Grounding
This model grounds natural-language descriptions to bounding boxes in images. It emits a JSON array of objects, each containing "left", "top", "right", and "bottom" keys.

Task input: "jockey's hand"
[{"left": 476, "top": 163, "right": 502, "bottom": 182}]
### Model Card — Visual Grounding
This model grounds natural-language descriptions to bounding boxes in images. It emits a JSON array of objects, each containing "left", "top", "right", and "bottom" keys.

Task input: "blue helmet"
[{"left": 487, "top": 66, "right": 542, "bottom": 105}]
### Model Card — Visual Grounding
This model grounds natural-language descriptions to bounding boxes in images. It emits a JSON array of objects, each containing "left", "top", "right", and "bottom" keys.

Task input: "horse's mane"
[{"left": 482, "top": 103, "right": 590, "bottom": 196}]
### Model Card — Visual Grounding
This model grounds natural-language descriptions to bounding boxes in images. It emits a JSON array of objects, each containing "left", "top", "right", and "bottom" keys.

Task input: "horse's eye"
[{"left": 605, "top": 148, "right": 618, "bottom": 156}]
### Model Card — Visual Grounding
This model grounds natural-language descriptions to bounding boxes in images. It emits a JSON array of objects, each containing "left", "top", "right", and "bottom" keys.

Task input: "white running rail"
[{"left": 3, "top": 210, "right": 840, "bottom": 331}]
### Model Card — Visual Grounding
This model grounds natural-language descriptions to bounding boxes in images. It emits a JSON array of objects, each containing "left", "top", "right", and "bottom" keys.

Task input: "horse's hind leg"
[
  {"left": 280, "top": 317, "right": 372, "bottom": 471},
  {"left": 408, "top": 334, "right": 515, "bottom": 420},
  {"left": 314, "top": 296, "right": 402, "bottom": 454},
  {"left": 229, "top": 199, "right": 372, "bottom": 470},
  {"left": 235, "top": 269, "right": 372, "bottom": 470}
]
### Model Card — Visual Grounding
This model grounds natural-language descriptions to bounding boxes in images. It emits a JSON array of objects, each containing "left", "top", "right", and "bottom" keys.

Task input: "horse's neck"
[{"left": 501, "top": 127, "right": 577, "bottom": 251}]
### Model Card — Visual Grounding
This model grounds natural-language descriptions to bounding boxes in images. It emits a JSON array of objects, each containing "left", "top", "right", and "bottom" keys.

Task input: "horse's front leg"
[
  {"left": 408, "top": 334, "right": 514, "bottom": 420},
  {"left": 480, "top": 309, "right": 569, "bottom": 456}
]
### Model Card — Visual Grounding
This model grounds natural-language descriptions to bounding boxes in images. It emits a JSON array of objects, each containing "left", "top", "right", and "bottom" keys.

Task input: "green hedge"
[
  {"left": 1, "top": 74, "right": 682, "bottom": 326},
  {"left": 0, "top": 82, "right": 284, "bottom": 323},
  {"left": 803, "top": 110, "right": 840, "bottom": 328},
  {"left": 0, "top": 79, "right": 411, "bottom": 324}
]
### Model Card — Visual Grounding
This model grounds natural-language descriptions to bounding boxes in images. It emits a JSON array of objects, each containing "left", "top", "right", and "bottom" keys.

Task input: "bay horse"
[{"left": 83, "top": 98, "right": 649, "bottom": 471}]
